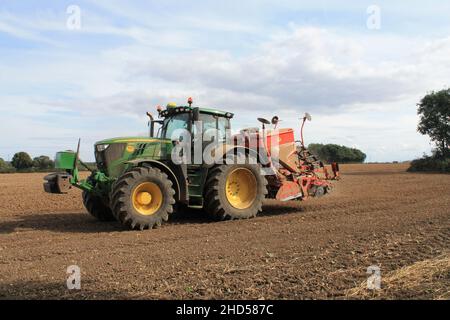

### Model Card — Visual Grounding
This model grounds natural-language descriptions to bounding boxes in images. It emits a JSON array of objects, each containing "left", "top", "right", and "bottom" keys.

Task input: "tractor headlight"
[{"left": 96, "top": 144, "right": 110, "bottom": 152}]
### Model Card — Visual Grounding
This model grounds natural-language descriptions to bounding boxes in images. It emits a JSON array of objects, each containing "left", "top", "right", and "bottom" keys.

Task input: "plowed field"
[{"left": 0, "top": 164, "right": 448, "bottom": 299}]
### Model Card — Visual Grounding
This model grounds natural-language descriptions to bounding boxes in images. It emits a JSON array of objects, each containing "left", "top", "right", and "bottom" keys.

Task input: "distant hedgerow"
[{"left": 407, "top": 156, "right": 450, "bottom": 173}]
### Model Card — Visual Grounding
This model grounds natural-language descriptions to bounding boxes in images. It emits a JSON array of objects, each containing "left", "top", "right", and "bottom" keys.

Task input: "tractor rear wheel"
[
  {"left": 82, "top": 191, "right": 115, "bottom": 221},
  {"left": 204, "top": 164, "right": 267, "bottom": 220},
  {"left": 110, "top": 166, "right": 176, "bottom": 230}
]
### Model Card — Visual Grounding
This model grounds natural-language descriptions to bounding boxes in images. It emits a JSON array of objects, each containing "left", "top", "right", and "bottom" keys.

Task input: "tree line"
[
  {"left": 0, "top": 152, "right": 55, "bottom": 173},
  {"left": 0, "top": 152, "right": 95, "bottom": 173},
  {"left": 1, "top": 144, "right": 368, "bottom": 174},
  {"left": 307, "top": 143, "right": 367, "bottom": 163}
]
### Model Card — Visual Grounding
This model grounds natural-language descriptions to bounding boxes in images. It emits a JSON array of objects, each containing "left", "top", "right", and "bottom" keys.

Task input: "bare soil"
[{"left": 0, "top": 163, "right": 449, "bottom": 299}]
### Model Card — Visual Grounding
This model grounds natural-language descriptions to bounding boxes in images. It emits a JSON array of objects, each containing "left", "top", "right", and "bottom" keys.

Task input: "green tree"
[
  {"left": 308, "top": 143, "right": 366, "bottom": 163},
  {"left": 33, "top": 155, "right": 54, "bottom": 170},
  {"left": 0, "top": 158, "right": 11, "bottom": 173},
  {"left": 417, "top": 89, "right": 450, "bottom": 158},
  {"left": 0, "top": 157, "right": 9, "bottom": 169},
  {"left": 11, "top": 152, "right": 33, "bottom": 170}
]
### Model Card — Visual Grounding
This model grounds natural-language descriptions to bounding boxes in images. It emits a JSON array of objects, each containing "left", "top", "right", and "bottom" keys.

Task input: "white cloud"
[{"left": 105, "top": 26, "right": 450, "bottom": 113}]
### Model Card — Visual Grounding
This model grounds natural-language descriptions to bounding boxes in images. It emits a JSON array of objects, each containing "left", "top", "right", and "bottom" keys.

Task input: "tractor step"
[{"left": 186, "top": 165, "right": 207, "bottom": 207}]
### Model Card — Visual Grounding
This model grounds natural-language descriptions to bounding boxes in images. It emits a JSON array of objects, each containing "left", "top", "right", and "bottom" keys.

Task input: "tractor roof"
[
  {"left": 199, "top": 107, "right": 231, "bottom": 117},
  {"left": 159, "top": 105, "right": 234, "bottom": 118}
]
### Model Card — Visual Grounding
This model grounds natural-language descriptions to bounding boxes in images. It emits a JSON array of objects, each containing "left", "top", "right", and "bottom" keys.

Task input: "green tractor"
[{"left": 44, "top": 99, "right": 268, "bottom": 230}]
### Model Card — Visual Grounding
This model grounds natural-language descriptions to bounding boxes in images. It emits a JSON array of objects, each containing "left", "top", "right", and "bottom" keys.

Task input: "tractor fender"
[{"left": 124, "top": 159, "right": 186, "bottom": 202}]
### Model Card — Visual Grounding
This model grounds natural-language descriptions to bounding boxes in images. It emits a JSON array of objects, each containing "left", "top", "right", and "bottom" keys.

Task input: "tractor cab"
[{"left": 148, "top": 99, "right": 233, "bottom": 145}]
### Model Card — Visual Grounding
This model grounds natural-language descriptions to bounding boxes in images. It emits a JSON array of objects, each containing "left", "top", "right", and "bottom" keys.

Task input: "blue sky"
[{"left": 1, "top": 1, "right": 450, "bottom": 162}]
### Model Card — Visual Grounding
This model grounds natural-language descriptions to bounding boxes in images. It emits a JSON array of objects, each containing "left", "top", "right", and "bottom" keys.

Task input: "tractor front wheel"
[
  {"left": 110, "top": 166, "right": 176, "bottom": 230},
  {"left": 204, "top": 164, "right": 267, "bottom": 220},
  {"left": 82, "top": 191, "right": 115, "bottom": 221}
]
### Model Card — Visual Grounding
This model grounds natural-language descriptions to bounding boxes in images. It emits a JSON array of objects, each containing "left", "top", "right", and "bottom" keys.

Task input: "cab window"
[
  {"left": 193, "top": 113, "right": 229, "bottom": 142},
  {"left": 162, "top": 113, "right": 190, "bottom": 140}
]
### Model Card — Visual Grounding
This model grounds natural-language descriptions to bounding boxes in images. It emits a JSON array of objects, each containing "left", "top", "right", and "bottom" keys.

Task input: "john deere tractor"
[
  {"left": 44, "top": 99, "right": 338, "bottom": 230},
  {"left": 44, "top": 100, "right": 268, "bottom": 230}
]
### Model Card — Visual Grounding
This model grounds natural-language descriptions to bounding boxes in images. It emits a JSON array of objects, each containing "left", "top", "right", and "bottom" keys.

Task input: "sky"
[{"left": 1, "top": 0, "right": 450, "bottom": 162}]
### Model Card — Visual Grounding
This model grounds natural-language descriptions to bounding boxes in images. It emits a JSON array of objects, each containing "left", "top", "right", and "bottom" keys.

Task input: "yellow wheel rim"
[
  {"left": 131, "top": 182, "right": 163, "bottom": 215},
  {"left": 225, "top": 168, "right": 257, "bottom": 209}
]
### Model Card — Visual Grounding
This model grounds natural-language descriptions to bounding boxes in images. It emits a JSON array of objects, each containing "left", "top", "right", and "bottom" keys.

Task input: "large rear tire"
[
  {"left": 110, "top": 166, "right": 176, "bottom": 230},
  {"left": 204, "top": 164, "right": 267, "bottom": 220},
  {"left": 82, "top": 191, "right": 115, "bottom": 221}
]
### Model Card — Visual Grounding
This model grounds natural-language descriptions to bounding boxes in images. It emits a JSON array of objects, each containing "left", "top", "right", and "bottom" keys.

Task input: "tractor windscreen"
[
  {"left": 194, "top": 113, "right": 230, "bottom": 142},
  {"left": 162, "top": 113, "right": 190, "bottom": 140}
]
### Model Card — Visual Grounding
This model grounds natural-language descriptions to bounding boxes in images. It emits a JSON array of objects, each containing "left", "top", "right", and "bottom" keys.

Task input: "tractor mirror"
[{"left": 192, "top": 107, "right": 200, "bottom": 122}]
